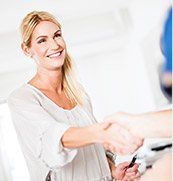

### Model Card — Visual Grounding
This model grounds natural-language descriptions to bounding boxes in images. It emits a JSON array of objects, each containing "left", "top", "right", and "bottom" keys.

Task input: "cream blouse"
[{"left": 7, "top": 84, "right": 112, "bottom": 181}]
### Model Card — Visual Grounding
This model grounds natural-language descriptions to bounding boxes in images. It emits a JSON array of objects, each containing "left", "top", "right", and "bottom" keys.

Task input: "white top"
[{"left": 7, "top": 84, "right": 112, "bottom": 181}]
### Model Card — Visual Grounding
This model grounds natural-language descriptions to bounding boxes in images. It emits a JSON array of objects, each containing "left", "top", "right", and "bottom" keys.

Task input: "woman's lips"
[{"left": 47, "top": 50, "right": 63, "bottom": 58}]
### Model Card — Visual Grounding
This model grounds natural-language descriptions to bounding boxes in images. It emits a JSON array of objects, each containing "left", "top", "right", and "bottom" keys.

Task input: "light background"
[{"left": 0, "top": 0, "right": 171, "bottom": 180}]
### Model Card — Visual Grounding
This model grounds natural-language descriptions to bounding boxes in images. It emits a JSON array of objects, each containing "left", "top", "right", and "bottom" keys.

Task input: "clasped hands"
[
  {"left": 98, "top": 113, "right": 143, "bottom": 155},
  {"left": 97, "top": 112, "right": 143, "bottom": 181}
]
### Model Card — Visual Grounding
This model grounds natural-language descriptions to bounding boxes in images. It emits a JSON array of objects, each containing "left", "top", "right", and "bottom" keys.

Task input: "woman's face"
[{"left": 29, "top": 21, "right": 66, "bottom": 70}]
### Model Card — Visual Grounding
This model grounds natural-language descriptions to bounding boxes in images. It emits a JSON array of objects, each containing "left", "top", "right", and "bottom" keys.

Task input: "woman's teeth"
[{"left": 48, "top": 52, "right": 61, "bottom": 58}]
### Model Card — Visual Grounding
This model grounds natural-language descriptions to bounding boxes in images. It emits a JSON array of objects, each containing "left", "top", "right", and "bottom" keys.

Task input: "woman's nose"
[{"left": 49, "top": 39, "right": 59, "bottom": 49}]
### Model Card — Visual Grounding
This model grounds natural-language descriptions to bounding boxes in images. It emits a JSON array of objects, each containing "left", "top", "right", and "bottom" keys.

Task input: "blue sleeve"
[{"left": 161, "top": 7, "right": 172, "bottom": 72}]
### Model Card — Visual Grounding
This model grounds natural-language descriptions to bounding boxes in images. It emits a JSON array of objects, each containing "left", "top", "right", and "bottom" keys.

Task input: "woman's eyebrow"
[
  {"left": 36, "top": 35, "right": 47, "bottom": 40},
  {"left": 54, "top": 30, "right": 61, "bottom": 35}
]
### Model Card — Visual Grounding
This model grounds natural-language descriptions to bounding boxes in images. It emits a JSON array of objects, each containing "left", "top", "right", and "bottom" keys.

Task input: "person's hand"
[
  {"left": 104, "top": 112, "right": 142, "bottom": 139},
  {"left": 110, "top": 162, "right": 140, "bottom": 181},
  {"left": 97, "top": 121, "right": 143, "bottom": 155}
]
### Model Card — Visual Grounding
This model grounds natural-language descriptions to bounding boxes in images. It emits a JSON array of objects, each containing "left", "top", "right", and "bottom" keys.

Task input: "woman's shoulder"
[{"left": 7, "top": 84, "right": 40, "bottom": 105}]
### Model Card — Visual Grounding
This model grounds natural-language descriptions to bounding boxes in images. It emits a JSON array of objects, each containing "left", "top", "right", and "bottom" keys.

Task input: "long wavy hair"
[{"left": 20, "top": 11, "right": 84, "bottom": 106}]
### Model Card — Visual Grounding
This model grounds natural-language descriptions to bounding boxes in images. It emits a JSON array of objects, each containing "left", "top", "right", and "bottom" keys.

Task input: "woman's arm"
[
  {"left": 61, "top": 122, "right": 143, "bottom": 155},
  {"left": 61, "top": 124, "right": 100, "bottom": 148}
]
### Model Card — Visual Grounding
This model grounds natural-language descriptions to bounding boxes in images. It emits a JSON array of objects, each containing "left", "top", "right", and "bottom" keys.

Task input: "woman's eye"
[
  {"left": 37, "top": 39, "right": 46, "bottom": 44},
  {"left": 54, "top": 33, "right": 61, "bottom": 38}
]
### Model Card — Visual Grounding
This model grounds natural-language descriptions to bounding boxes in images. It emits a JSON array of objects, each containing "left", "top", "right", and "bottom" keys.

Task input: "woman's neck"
[{"left": 29, "top": 67, "right": 63, "bottom": 94}]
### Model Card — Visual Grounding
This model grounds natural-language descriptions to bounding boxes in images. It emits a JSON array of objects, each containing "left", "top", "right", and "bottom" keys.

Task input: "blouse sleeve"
[{"left": 7, "top": 90, "right": 77, "bottom": 169}]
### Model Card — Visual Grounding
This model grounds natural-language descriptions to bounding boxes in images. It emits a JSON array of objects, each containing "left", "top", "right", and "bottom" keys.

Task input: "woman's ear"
[{"left": 21, "top": 43, "right": 32, "bottom": 58}]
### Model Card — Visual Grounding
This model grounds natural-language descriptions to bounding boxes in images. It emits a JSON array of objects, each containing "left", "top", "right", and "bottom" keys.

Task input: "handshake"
[
  {"left": 97, "top": 110, "right": 171, "bottom": 181},
  {"left": 98, "top": 109, "right": 171, "bottom": 154},
  {"left": 96, "top": 112, "right": 144, "bottom": 155}
]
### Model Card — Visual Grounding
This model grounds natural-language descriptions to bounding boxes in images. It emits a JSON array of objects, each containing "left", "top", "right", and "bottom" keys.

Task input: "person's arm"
[
  {"left": 141, "top": 153, "right": 171, "bottom": 181},
  {"left": 130, "top": 110, "right": 171, "bottom": 138},
  {"left": 61, "top": 122, "right": 143, "bottom": 155},
  {"left": 105, "top": 110, "right": 172, "bottom": 138},
  {"left": 61, "top": 124, "right": 100, "bottom": 148},
  {"left": 8, "top": 90, "right": 142, "bottom": 169}
]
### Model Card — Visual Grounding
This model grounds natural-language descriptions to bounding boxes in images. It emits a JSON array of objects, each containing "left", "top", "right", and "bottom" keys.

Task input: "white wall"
[
  {"left": 0, "top": 0, "right": 171, "bottom": 180},
  {"left": 0, "top": 0, "right": 170, "bottom": 115}
]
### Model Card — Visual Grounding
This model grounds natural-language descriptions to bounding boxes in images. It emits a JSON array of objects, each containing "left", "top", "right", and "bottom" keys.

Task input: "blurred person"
[
  {"left": 160, "top": 7, "right": 172, "bottom": 102},
  {"left": 104, "top": 110, "right": 172, "bottom": 181},
  {"left": 104, "top": 6, "right": 172, "bottom": 148},
  {"left": 104, "top": 7, "right": 172, "bottom": 180},
  {"left": 7, "top": 11, "right": 142, "bottom": 181},
  {"left": 104, "top": 7, "right": 172, "bottom": 138}
]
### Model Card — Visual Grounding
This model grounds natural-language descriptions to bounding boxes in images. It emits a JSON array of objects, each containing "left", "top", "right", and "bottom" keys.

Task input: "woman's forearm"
[
  {"left": 61, "top": 121, "right": 143, "bottom": 155},
  {"left": 61, "top": 124, "right": 102, "bottom": 148}
]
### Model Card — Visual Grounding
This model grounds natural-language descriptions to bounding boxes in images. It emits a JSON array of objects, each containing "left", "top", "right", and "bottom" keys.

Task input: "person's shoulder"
[
  {"left": 8, "top": 84, "right": 33, "bottom": 98},
  {"left": 7, "top": 84, "right": 39, "bottom": 105}
]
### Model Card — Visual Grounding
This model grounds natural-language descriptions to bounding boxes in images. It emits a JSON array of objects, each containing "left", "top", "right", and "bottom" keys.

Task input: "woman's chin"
[
  {"left": 48, "top": 62, "right": 65, "bottom": 70},
  {"left": 44, "top": 57, "right": 65, "bottom": 68}
]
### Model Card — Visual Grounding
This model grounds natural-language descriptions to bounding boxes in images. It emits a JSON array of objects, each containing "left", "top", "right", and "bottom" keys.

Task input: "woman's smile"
[{"left": 46, "top": 50, "right": 64, "bottom": 59}]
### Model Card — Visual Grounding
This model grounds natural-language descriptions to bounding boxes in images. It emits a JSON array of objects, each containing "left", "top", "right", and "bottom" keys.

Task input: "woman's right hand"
[
  {"left": 111, "top": 162, "right": 140, "bottom": 181},
  {"left": 96, "top": 122, "right": 143, "bottom": 155}
]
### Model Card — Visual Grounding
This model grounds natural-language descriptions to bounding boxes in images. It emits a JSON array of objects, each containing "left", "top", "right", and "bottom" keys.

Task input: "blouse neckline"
[{"left": 25, "top": 83, "right": 78, "bottom": 112}]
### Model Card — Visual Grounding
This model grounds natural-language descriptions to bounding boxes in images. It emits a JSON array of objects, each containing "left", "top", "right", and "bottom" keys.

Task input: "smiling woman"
[
  {"left": 22, "top": 21, "right": 67, "bottom": 78},
  {"left": 20, "top": 11, "right": 84, "bottom": 107},
  {"left": 7, "top": 11, "right": 142, "bottom": 181}
]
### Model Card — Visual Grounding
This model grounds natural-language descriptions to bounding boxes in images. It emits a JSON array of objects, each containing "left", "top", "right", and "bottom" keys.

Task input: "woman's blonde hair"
[{"left": 20, "top": 11, "right": 84, "bottom": 106}]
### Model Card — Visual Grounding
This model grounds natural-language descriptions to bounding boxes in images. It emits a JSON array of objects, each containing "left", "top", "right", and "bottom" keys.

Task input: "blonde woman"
[{"left": 8, "top": 11, "right": 142, "bottom": 181}]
